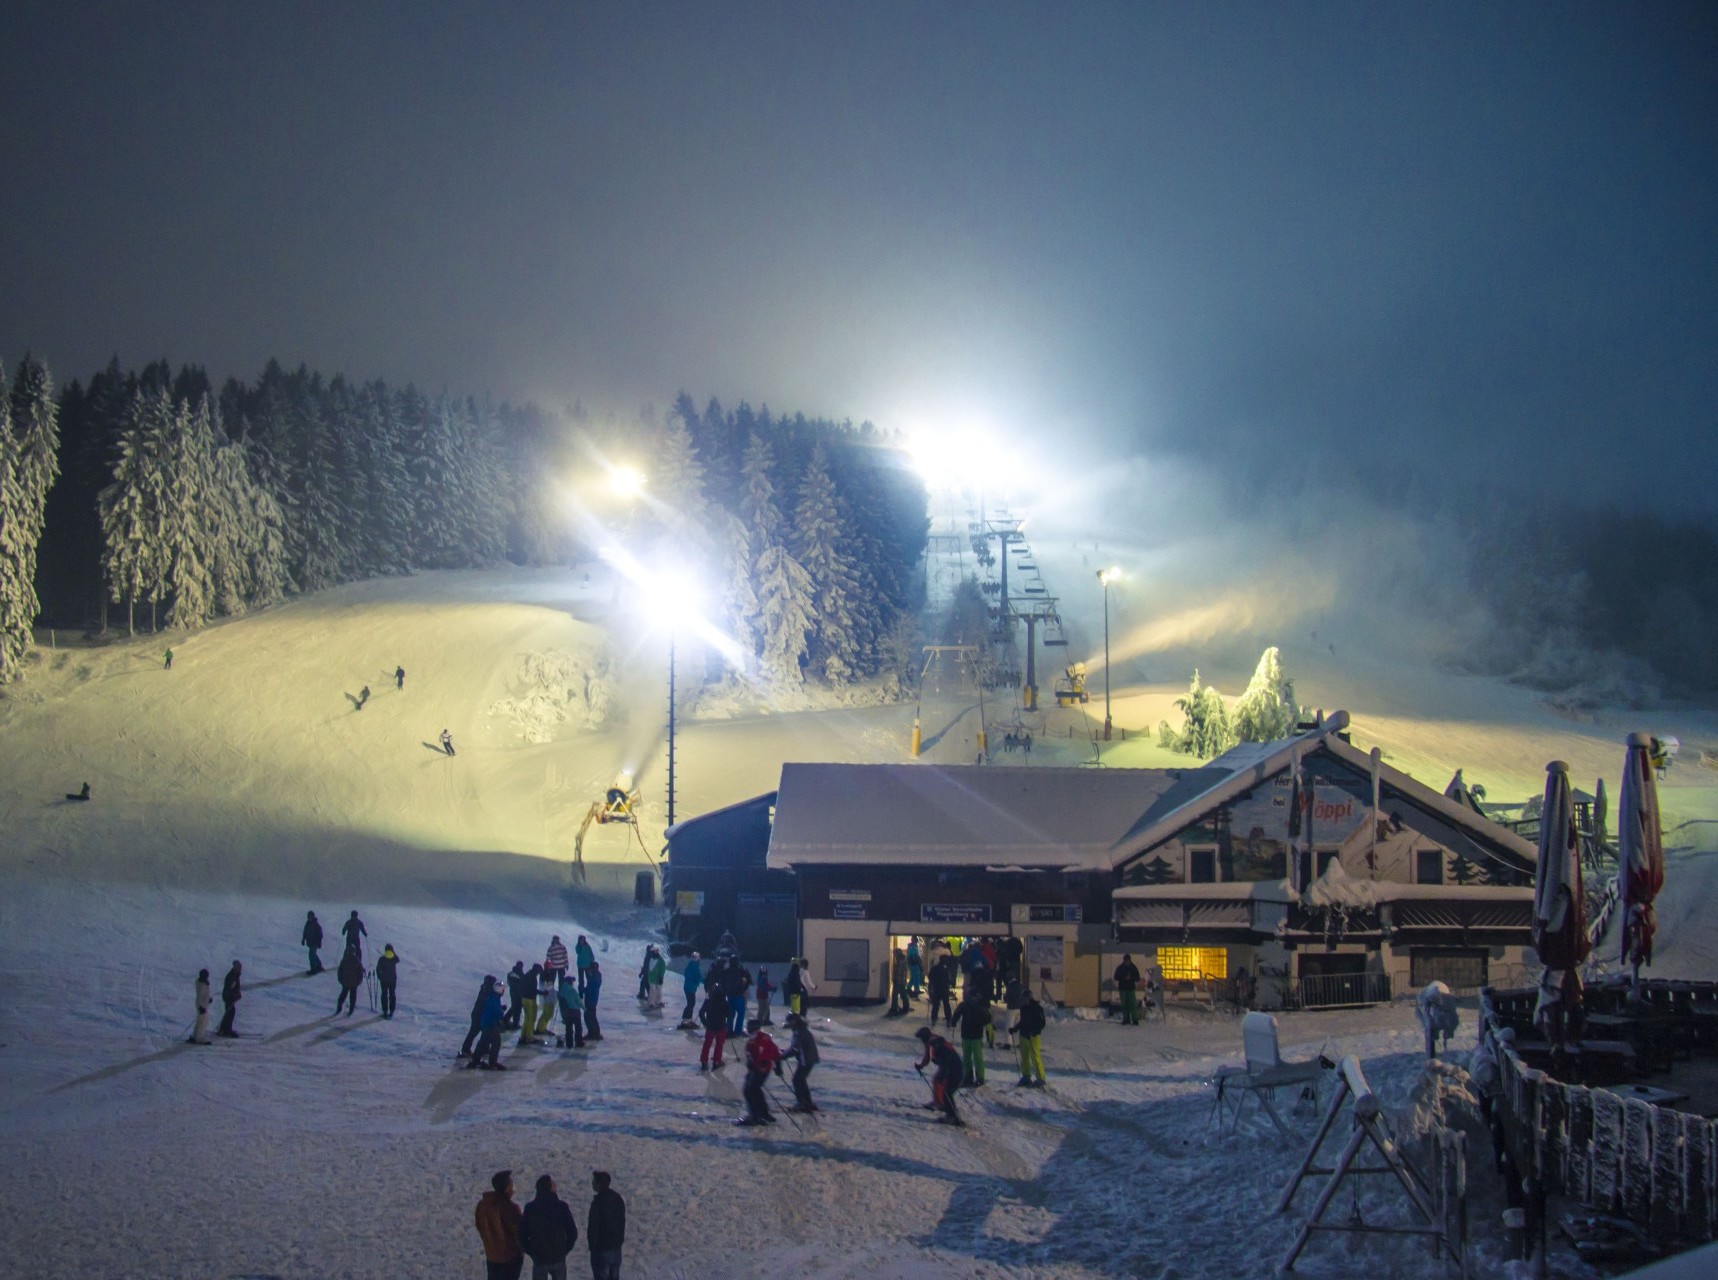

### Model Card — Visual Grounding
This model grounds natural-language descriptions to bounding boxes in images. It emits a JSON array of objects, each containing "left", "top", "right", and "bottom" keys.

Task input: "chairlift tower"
[{"left": 1008, "top": 595, "right": 1062, "bottom": 712}]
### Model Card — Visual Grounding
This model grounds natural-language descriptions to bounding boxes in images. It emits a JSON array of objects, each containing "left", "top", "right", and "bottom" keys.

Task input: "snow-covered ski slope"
[{"left": 1, "top": 556, "right": 1715, "bottom": 1278}]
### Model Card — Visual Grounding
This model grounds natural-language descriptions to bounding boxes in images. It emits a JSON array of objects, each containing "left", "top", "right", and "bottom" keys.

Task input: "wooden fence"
[{"left": 1481, "top": 983, "right": 1718, "bottom": 1244}]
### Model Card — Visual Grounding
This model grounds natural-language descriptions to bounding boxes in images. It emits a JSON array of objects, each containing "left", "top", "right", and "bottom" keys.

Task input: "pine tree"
[
  {"left": 1232, "top": 646, "right": 1300, "bottom": 743},
  {"left": 646, "top": 406, "right": 712, "bottom": 560},
  {"left": 1173, "top": 669, "right": 1237, "bottom": 758},
  {"left": 715, "top": 510, "right": 759, "bottom": 666},
  {"left": 0, "top": 356, "right": 61, "bottom": 680},
  {"left": 99, "top": 388, "right": 176, "bottom": 634},
  {"left": 161, "top": 396, "right": 216, "bottom": 629},
  {"left": 793, "top": 444, "right": 871, "bottom": 684},
  {"left": 754, "top": 542, "right": 817, "bottom": 686}
]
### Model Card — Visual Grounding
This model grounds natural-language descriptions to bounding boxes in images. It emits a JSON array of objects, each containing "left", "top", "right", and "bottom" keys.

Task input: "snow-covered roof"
[
  {"left": 766, "top": 763, "right": 1187, "bottom": 871},
  {"left": 1107, "top": 712, "right": 1539, "bottom": 874}
]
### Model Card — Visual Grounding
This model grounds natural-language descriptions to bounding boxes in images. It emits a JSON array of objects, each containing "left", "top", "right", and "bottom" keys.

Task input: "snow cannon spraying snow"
[
  {"left": 1649, "top": 736, "right": 1679, "bottom": 778},
  {"left": 573, "top": 773, "right": 653, "bottom": 883},
  {"left": 1054, "top": 662, "right": 1090, "bottom": 707}
]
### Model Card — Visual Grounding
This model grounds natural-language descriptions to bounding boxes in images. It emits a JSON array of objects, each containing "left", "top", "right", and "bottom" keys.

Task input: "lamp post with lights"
[{"left": 1097, "top": 567, "right": 1120, "bottom": 740}]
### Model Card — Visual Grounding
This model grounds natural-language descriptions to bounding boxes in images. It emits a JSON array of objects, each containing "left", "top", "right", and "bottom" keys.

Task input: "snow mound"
[
  {"left": 487, "top": 643, "right": 616, "bottom": 742},
  {"left": 1302, "top": 858, "right": 1377, "bottom": 908}
]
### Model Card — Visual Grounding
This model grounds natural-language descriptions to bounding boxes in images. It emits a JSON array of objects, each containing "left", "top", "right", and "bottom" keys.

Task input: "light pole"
[
  {"left": 1098, "top": 567, "right": 1120, "bottom": 740},
  {"left": 666, "top": 629, "right": 678, "bottom": 827}
]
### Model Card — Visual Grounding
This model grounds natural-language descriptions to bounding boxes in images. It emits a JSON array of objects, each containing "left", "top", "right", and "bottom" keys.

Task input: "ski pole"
[{"left": 765, "top": 1077, "right": 802, "bottom": 1134}]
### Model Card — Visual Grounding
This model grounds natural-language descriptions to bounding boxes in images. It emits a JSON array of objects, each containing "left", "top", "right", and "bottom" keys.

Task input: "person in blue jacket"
[
  {"left": 575, "top": 935, "right": 596, "bottom": 992},
  {"left": 466, "top": 979, "right": 507, "bottom": 1070},
  {"left": 582, "top": 962, "right": 603, "bottom": 1041},
  {"left": 679, "top": 952, "right": 703, "bottom": 1028}
]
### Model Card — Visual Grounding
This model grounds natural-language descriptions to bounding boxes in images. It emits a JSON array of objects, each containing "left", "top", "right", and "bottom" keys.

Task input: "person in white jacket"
[{"left": 188, "top": 969, "right": 212, "bottom": 1045}]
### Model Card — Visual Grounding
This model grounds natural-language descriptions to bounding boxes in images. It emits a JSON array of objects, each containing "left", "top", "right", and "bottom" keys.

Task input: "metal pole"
[
  {"left": 1102, "top": 576, "right": 1112, "bottom": 741},
  {"left": 667, "top": 632, "right": 677, "bottom": 828}
]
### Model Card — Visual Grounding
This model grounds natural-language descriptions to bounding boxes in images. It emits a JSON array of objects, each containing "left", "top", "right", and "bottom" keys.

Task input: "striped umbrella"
[
  {"left": 1618, "top": 731, "right": 1666, "bottom": 993},
  {"left": 1532, "top": 760, "right": 1587, "bottom": 1047}
]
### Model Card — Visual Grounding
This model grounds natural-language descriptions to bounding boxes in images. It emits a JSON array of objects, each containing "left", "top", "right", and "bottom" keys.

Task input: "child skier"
[
  {"left": 780, "top": 1013, "right": 820, "bottom": 1113},
  {"left": 738, "top": 1019, "right": 782, "bottom": 1126},
  {"left": 698, "top": 986, "right": 728, "bottom": 1071},
  {"left": 914, "top": 1026, "right": 965, "bottom": 1125}
]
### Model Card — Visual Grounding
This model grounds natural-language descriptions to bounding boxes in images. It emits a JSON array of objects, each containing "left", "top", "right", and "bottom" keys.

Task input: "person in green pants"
[
  {"left": 1012, "top": 990, "right": 1048, "bottom": 1088},
  {"left": 1114, "top": 954, "right": 1142, "bottom": 1025},
  {"left": 955, "top": 988, "right": 992, "bottom": 1086}
]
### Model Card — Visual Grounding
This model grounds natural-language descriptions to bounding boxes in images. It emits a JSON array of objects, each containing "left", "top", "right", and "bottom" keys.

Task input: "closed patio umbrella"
[
  {"left": 1618, "top": 731, "right": 1666, "bottom": 995},
  {"left": 1532, "top": 760, "right": 1588, "bottom": 1048}
]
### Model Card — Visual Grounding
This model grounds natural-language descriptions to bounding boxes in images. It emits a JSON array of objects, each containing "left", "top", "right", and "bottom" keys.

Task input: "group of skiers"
[
  {"left": 475, "top": 1167, "right": 626, "bottom": 1280},
  {"left": 461, "top": 935, "right": 605, "bottom": 1069}
]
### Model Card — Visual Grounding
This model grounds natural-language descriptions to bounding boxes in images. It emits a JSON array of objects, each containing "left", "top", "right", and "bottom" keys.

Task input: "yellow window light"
[{"left": 1156, "top": 946, "right": 1227, "bottom": 982}]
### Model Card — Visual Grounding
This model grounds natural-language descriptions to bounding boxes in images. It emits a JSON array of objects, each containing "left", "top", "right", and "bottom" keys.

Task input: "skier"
[
  {"left": 341, "top": 909, "right": 367, "bottom": 959},
  {"left": 955, "top": 987, "right": 992, "bottom": 1086},
  {"left": 887, "top": 947, "right": 911, "bottom": 1016},
  {"left": 583, "top": 962, "right": 603, "bottom": 1040},
  {"left": 188, "top": 968, "right": 212, "bottom": 1044},
  {"left": 1114, "top": 953, "right": 1142, "bottom": 1026},
  {"left": 913, "top": 1026, "right": 965, "bottom": 1126},
  {"left": 645, "top": 948, "right": 666, "bottom": 1010},
  {"left": 780, "top": 1012, "right": 820, "bottom": 1113},
  {"left": 375, "top": 944, "right": 399, "bottom": 1018},
  {"left": 474, "top": 1170, "right": 523, "bottom": 1280},
  {"left": 458, "top": 975, "right": 494, "bottom": 1059},
  {"left": 557, "top": 973, "right": 586, "bottom": 1049},
  {"left": 466, "top": 978, "right": 506, "bottom": 1070},
  {"left": 635, "top": 944, "right": 657, "bottom": 1002},
  {"left": 533, "top": 962, "right": 559, "bottom": 1040},
  {"left": 505, "top": 961, "right": 532, "bottom": 1032},
  {"left": 519, "top": 1174, "right": 578, "bottom": 1280},
  {"left": 440, "top": 728, "right": 455, "bottom": 756},
  {"left": 754, "top": 965, "right": 776, "bottom": 1026},
  {"left": 1012, "top": 988, "right": 1048, "bottom": 1088},
  {"left": 394, "top": 665, "right": 405, "bottom": 689},
  {"left": 697, "top": 984, "right": 728, "bottom": 1071},
  {"left": 356, "top": 684, "right": 370, "bottom": 710},
  {"left": 301, "top": 910, "right": 324, "bottom": 975},
  {"left": 214, "top": 960, "right": 243, "bottom": 1037},
  {"left": 727, "top": 961, "right": 751, "bottom": 1035},
  {"left": 999, "top": 935, "right": 1024, "bottom": 994},
  {"left": 782, "top": 957, "right": 805, "bottom": 1018},
  {"left": 335, "top": 944, "right": 365, "bottom": 1016},
  {"left": 574, "top": 934, "right": 596, "bottom": 991},
  {"left": 544, "top": 935, "right": 570, "bottom": 985},
  {"left": 927, "top": 953, "right": 955, "bottom": 1028},
  {"left": 65, "top": 781, "right": 91, "bottom": 802},
  {"left": 163, "top": 647, "right": 173, "bottom": 670},
  {"left": 906, "top": 938, "right": 924, "bottom": 997},
  {"left": 737, "top": 1018, "right": 782, "bottom": 1126},
  {"left": 587, "top": 1172, "right": 626, "bottom": 1280},
  {"left": 678, "top": 952, "right": 703, "bottom": 1028}
]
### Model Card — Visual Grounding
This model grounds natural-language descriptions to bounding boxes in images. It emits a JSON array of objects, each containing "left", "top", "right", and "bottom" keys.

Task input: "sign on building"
[
  {"left": 1011, "top": 903, "right": 1083, "bottom": 923},
  {"left": 921, "top": 903, "right": 992, "bottom": 924}
]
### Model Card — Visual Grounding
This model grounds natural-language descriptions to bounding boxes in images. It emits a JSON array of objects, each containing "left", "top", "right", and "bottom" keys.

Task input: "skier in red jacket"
[{"left": 738, "top": 1019, "right": 782, "bottom": 1126}]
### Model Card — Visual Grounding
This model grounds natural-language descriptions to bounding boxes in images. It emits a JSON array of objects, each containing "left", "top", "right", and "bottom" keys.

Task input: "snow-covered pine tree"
[
  {"left": 161, "top": 396, "right": 216, "bottom": 629},
  {"left": 1232, "top": 646, "right": 1300, "bottom": 743},
  {"left": 0, "top": 355, "right": 61, "bottom": 680},
  {"left": 99, "top": 387, "right": 176, "bottom": 634},
  {"left": 715, "top": 510, "right": 759, "bottom": 667},
  {"left": 792, "top": 444, "right": 870, "bottom": 684},
  {"left": 1172, "top": 669, "right": 1237, "bottom": 758},
  {"left": 287, "top": 372, "right": 346, "bottom": 592},
  {"left": 356, "top": 383, "right": 413, "bottom": 574},
  {"left": 646, "top": 403, "right": 712, "bottom": 558},
  {"left": 240, "top": 435, "right": 290, "bottom": 609},
  {"left": 754, "top": 541, "right": 817, "bottom": 686},
  {"left": 740, "top": 431, "right": 782, "bottom": 548}
]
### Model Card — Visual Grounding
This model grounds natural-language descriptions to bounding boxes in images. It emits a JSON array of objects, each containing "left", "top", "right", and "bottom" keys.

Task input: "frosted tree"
[
  {"left": 100, "top": 388, "right": 176, "bottom": 634},
  {"left": 1172, "top": 669, "right": 1236, "bottom": 758},
  {"left": 715, "top": 510, "right": 759, "bottom": 666},
  {"left": 1231, "top": 646, "right": 1300, "bottom": 743},
  {"left": 0, "top": 356, "right": 61, "bottom": 681},
  {"left": 740, "top": 431, "right": 782, "bottom": 547},
  {"left": 645, "top": 405, "right": 712, "bottom": 559},
  {"left": 792, "top": 444, "right": 871, "bottom": 684},
  {"left": 240, "top": 437, "right": 290, "bottom": 609},
  {"left": 161, "top": 396, "right": 216, "bottom": 629},
  {"left": 754, "top": 541, "right": 818, "bottom": 685}
]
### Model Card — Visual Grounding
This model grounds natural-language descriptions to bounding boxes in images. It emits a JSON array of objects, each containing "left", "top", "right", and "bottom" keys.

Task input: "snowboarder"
[
  {"left": 335, "top": 944, "right": 365, "bottom": 1016},
  {"left": 533, "top": 962, "right": 559, "bottom": 1040},
  {"left": 188, "top": 968, "right": 212, "bottom": 1044},
  {"left": 301, "top": 910, "right": 324, "bottom": 974},
  {"left": 375, "top": 944, "right": 399, "bottom": 1018},
  {"left": 927, "top": 953, "right": 955, "bottom": 1028},
  {"left": 697, "top": 986, "right": 727, "bottom": 1071},
  {"left": 557, "top": 974, "right": 586, "bottom": 1049},
  {"left": 356, "top": 684, "right": 371, "bottom": 710},
  {"left": 519, "top": 1174, "right": 578, "bottom": 1279},
  {"left": 780, "top": 1012, "right": 820, "bottom": 1113},
  {"left": 341, "top": 909, "right": 367, "bottom": 959},
  {"left": 678, "top": 952, "right": 703, "bottom": 1027},
  {"left": 544, "top": 935, "right": 570, "bottom": 985},
  {"left": 754, "top": 965, "right": 776, "bottom": 1025},
  {"left": 635, "top": 944, "right": 657, "bottom": 1002},
  {"left": 727, "top": 961, "right": 751, "bottom": 1035},
  {"left": 738, "top": 1018, "right": 782, "bottom": 1125},
  {"left": 582, "top": 962, "right": 603, "bottom": 1040},
  {"left": 574, "top": 934, "right": 596, "bottom": 991},
  {"left": 1012, "top": 989, "right": 1047, "bottom": 1088},
  {"left": 587, "top": 1172, "right": 625, "bottom": 1280},
  {"left": 645, "top": 948, "right": 666, "bottom": 1010},
  {"left": 163, "top": 647, "right": 173, "bottom": 670},
  {"left": 906, "top": 938, "right": 924, "bottom": 996},
  {"left": 887, "top": 947, "right": 911, "bottom": 1016},
  {"left": 217, "top": 960, "right": 243, "bottom": 1037},
  {"left": 914, "top": 1026, "right": 965, "bottom": 1125},
  {"left": 1114, "top": 954, "right": 1142, "bottom": 1025},
  {"left": 466, "top": 979, "right": 506, "bottom": 1070},
  {"left": 955, "top": 987, "right": 992, "bottom": 1086},
  {"left": 440, "top": 728, "right": 455, "bottom": 756},
  {"left": 474, "top": 1170, "right": 523, "bottom": 1279},
  {"left": 65, "top": 782, "right": 90, "bottom": 802},
  {"left": 394, "top": 665, "right": 405, "bottom": 689},
  {"left": 458, "top": 975, "right": 494, "bottom": 1059}
]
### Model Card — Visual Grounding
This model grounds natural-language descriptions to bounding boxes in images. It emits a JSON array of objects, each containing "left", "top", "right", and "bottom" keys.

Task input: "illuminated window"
[{"left": 1156, "top": 946, "right": 1228, "bottom": 981}]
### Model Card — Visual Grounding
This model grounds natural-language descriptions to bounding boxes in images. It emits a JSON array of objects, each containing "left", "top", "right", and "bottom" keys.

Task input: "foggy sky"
[{"left": 2, "top": 1, "right": 1713, "bottom": 513}]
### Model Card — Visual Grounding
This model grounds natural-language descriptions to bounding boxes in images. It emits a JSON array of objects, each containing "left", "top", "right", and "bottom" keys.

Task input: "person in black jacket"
[
  {"left": 217, "top": 960, "right": 243, "bottom": 1037},
  {"left": 1114, "top": 954, "right": 1142, "bottom": 1025},
  {"left": 927, "top": 954, "right": 955, "bottom": 1028},
  {"left": 954, "top": 988, "right": 993, "bottom": 1086},
  {"left": 780, "top": 1013, "right": 821, "bottom": 1113},
  {"left": 1011, "top": 990, "right": 1048, "bottom": 1087},
  {"left": 914, "top": 1027, "right": 965, "bottom": 1126},
  {"left": 505, "top": 962, "right": 532, "bottom": 1033},
  {"left": 335, "top": 944, "right": 365, "bottom": 1016},
  {"left": 519, "top": 1174, "right": 578, "bottom": 1278},
  {"left": 301, "top": 911, "right": 324, "bottom": 974},
  {"left": 340, "top": 910, "right": 367, "bottom": 959},
  {"left": 375, "top": 945, "right": 400, "bottom": 1018},
  {"left": 587, "top": 1171, "right": 625, "bottom": 1280},
  {"left": 459, "top": 975, "right": 494, "bottom": 1059}
]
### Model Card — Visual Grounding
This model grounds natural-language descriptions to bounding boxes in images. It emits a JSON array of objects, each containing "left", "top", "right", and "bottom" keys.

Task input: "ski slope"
[{"left": 1, "top": 550, "right": 1715, "bottom": 1278}]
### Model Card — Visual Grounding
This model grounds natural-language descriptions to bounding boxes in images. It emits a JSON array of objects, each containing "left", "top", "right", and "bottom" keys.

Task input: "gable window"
[
  {"left": 1188, "top": 847, "right": 1217, "bottom": 884},
  {"left": 1416, "top": 849, "right": 1444, "bottom": 886}
]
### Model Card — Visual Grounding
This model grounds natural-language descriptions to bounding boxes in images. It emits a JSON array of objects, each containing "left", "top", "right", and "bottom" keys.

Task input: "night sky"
[{"left": 3, "top": 2, "right": 1713, "bottom": 512}]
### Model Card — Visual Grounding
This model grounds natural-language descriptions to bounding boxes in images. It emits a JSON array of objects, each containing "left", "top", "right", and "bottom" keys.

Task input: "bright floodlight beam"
[{"left": 608, "top": 464, "right": 645, "bottom": 498}]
